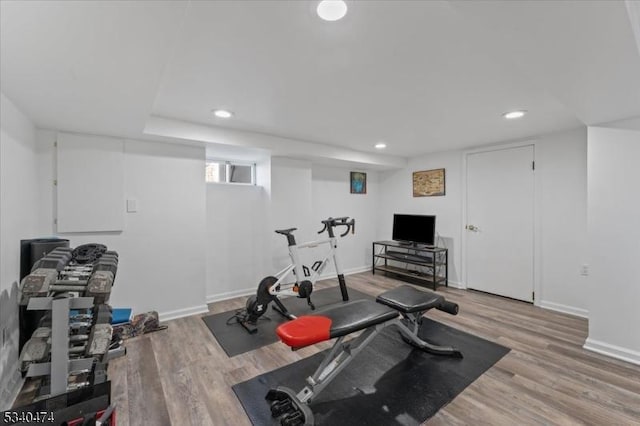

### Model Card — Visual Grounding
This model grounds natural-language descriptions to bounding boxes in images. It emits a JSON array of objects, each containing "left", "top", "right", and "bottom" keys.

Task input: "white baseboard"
[
  {"left": 320, "top": 265, "right": 371, "bottom": 280},
  {"left": 446, "top": 280, "right": 465, "bottom": 289},
  {"left": 539, "top": 300, "right": 588, "bottom": 319},
  {"left": 583, "top": 338, "right": 640, "bottom": 366},
  {"left": 348, "top": 265, "right": 373, "bottom": 274},
  {"left": 206, "top": 287, "right": 256, "bottom": 305},
  {"left": 159, "top": 304, "right": 209, "bottom": 322}
]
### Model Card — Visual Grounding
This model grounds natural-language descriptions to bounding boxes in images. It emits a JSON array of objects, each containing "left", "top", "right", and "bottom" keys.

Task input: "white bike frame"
[{"left": 268, "top": 235, "right": 344, "bottom": 297}]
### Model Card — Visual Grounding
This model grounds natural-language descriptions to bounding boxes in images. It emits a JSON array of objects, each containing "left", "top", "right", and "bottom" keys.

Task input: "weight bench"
[{"left": 266, "top": 285, "right": 462, "bottom": 426}]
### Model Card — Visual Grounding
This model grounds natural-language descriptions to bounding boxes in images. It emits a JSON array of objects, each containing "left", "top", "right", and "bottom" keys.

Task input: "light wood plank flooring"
[{"left": 107, "top": 272, "right": 640, "bottom": 425}]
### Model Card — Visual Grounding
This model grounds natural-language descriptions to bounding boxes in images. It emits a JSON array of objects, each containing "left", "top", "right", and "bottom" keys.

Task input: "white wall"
[
  {"left": 205, "top": 183, "right": 270, "bottom": 301},
  {"left": 36, "top": 131, "right": 207, "bottom": 320},
  {"left": 269, "top": 159, "right": 378, "bottom": 276},
  {"left": 204, "top": 158, "right": 379, "bottom": 302},
  {"left": 270, "top": 158, "right": 314, "bottom": 269},
  {"left": 536, "top": 128, "right": 588, "bottom": 316},
  {"left": 0, "top": 93, "right": 41, "bottom": 409},
  {"left": 377, "top": 150, "right": 464, "bottom": 285},
  {"left": 585, "top": 126, "right": 640, "bottom": 365},
  {"left": 311, "top": 165, "right": 378, "bottom": 274},
  {"left": 56, "top": 133, "right": 125, "bottom": 233},
  {"left": 376, "top": 128, "right": 589, "bottom": 316},
  {"left": 268, "top": 158, "right": 378, "bottom": 278}
]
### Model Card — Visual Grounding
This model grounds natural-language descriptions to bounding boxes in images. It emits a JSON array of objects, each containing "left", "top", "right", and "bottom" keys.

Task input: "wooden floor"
[{"left": 107, "top": 272, "right": 640, "bottom": 426}]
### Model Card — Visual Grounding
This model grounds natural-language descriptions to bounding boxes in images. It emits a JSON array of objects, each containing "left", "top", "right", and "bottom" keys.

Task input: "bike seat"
[{"left": 275, "top": 228, "right": 297, "bottom": 235}]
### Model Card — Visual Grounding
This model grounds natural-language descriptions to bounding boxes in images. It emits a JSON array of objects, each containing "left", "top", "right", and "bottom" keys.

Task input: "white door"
[{"left": 466, "top": 145, "right": 534, "bottom": 302}]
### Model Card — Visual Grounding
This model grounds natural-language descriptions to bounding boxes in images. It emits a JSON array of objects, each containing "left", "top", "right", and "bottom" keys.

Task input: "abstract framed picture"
[
  {"left": 350, "top": 171, "right": 367, "bottom": 194},
  {"left": 413, "top": 168, "right": 445, "bottom": 197}
]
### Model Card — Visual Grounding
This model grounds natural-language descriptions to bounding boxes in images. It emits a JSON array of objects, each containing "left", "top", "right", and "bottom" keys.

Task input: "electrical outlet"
[{"left": 580, "top": 264, "right": 589, "bottom": 276}]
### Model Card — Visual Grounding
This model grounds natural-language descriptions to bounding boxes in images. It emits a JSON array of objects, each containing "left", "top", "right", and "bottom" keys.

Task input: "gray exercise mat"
[
  {"left": 233, "top": 318, "right": 510, "bottom": 425},
  {"left": 202, "top": 287, "right": 374, "bottom": 357}
]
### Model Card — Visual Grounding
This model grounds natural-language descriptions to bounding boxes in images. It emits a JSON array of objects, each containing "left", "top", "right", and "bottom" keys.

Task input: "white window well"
[{"left": 206, "top": 160, "right": 256, "bottom": 185}]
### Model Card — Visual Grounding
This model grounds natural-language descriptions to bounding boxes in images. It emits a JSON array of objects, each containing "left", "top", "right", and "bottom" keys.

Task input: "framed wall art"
[
  {"left": 413, "top": 168, "right": 445, "bottom": 197},
  {"left": 350, "top": 171, "right": 367, "bottom": 194}
]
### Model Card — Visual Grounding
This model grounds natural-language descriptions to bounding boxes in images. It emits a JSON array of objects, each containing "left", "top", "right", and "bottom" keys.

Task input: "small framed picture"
[
  {"left": 350, "top": 171, "right": 367, "bottom": 194},
  {"left": 413, "top": 168, "right": 445, "bottom": 197}
]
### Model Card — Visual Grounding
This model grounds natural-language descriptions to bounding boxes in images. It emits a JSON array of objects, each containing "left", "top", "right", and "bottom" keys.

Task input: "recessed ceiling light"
[
  {"left": 375, "top": 142, "right": 387, "bottom": 149},
  {"left": 503, "top": 110, "right": 527, "bottom": 119},
  {"left": 317, "top": 0, "right": 347, "bottom": 21},
  {"left": 212, "top": 109, "right": 233, "bottom": 119}
]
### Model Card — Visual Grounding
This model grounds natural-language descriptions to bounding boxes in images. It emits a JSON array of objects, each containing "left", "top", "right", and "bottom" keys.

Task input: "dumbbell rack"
[
  {"left": 19, "top": 246, "right": 121, "bottom": 400},
  {"left": 25, "top": 295, "right": 96, "bottom": 397},
  {"left": 11, "top": 244, "right": 121, "bottom": 425}
]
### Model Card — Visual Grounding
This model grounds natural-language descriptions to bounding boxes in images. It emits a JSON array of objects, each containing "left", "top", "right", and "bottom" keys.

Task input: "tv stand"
[{"left": 372, "top": 240, "right": 448, "bottom": 290}]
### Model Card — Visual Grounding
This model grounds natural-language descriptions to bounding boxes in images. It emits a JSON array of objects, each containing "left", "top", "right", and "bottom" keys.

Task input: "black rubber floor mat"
[
  {"left": 233, "top": 318, "right": 510, "bottom": 425},
  {"left": 202, "top": 287, "right": 374, "bottom": 357}
]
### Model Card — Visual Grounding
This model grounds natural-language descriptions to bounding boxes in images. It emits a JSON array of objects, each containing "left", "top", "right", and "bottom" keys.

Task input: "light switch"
[{"left": 127, "top": 199, "right": 137, "bottom": 213}]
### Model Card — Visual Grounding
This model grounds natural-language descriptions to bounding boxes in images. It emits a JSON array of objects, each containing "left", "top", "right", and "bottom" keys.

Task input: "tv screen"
[{"left": 392, "top": 214, "right": 436, "bottom": 246}]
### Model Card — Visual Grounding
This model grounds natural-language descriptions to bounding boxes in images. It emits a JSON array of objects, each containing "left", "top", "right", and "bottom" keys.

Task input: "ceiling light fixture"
[
  {"left": 317, "top": 0, "right": 348, "bottom": 21},
  {"left": 503, "top": 110, "right": 527, "bottom": 119},
  {"left": 213, "top": 109, "right": 233, "bottom": 119},
  {"left": 375, "top": 142, "right": 387, "bottom": 149}
]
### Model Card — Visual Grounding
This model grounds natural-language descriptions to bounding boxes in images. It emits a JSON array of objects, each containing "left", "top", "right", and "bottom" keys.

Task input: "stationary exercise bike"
[{"left": 230, "top": 217, "right": 355, "bottom": 334}]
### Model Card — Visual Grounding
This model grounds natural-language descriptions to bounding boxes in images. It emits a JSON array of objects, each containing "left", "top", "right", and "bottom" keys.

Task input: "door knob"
[{"left": 466, "top": 225, "right": 478, "bottom": 232}]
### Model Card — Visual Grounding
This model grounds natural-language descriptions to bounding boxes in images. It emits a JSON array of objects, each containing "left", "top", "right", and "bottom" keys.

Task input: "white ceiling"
[
  {"left": 0, "top": 1, "right": 186, "bottom": 138},
  {"left": 2, "top": 1, "right": 639, "bottom": 164}
]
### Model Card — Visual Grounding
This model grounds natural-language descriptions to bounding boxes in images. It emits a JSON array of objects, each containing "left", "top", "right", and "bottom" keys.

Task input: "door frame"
[{"left": 461, "top": 139, "right": 542, "bottom": 306}]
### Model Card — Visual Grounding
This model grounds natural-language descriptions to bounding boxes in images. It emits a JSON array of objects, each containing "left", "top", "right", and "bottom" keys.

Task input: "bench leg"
[
  {"left": 394, "top": 313, "right": 463, "bottom": 358},
  {"left": 305, "top": 326, "right": 380, "bottom": 399}
]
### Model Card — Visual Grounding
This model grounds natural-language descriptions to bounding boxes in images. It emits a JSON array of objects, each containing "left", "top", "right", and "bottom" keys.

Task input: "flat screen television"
[{"left": 392, "top": 214, "right": 436, "bottom": 247}]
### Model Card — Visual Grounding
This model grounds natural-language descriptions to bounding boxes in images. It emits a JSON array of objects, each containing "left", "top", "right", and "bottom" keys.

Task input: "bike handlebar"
[{"left": 317, "top": 217, "right": 356, "bottom": 237}]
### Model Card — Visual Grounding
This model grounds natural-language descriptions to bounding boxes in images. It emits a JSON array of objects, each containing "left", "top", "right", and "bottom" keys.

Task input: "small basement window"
[{"left": 206, "top": 160, "right": 256, "bottom": 185}]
